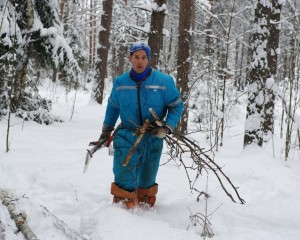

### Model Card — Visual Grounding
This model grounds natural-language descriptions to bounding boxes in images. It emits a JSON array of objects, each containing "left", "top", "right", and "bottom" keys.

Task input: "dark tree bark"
[
  {"left": 176, "top": 0, "right": 195, "bottom": 134},
  {"left": 115, "top": 44, "right": 128, "bottom": 77},
  {"left": 12, "top": 0, "right": 34, "bottom": 110},
  {"left": 263, "top": 0, "right": 282, "bottom": 136},
  {"left": 94, "top": 0, "right": 113, "bottom": 104},
  {"left": 244, "top": 0, "right": 283, "bottom": 147},
  {"left": 205, "top": 0, "right": 214, "bottom": 57},
  {"left": 148, "top": 0, "right": 167, "bottom": 69},
  {"left": 88, "top": 0, "right": 94, "bottom": 67},
  {"left": 60, "top": 0, "right": 65, "bottom": 21},
  {"left": 244, "top": 1, "right": 270, "bottom": 147}
]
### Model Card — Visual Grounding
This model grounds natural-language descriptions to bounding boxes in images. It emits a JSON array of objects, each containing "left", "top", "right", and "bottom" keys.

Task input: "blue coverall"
[{"left": 103, "top": 69, "right": 184, "bottom": 192}]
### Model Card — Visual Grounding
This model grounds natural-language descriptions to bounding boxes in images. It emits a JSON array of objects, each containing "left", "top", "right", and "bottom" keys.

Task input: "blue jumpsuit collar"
[{"left": 130, "top": 66, "right": 152, "bottom": 82}]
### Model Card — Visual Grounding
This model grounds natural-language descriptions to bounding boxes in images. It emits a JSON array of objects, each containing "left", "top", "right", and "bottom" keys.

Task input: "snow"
[
  {"left": 266, "top": 77, "right": 275, "bottom": 89},
  {"left": 295, "top": 108, "right": 300, "bottom": 129},
  {"left": 0, "top": 204, "right": 23, "bottom": 239},
  {"left": 0, "top": 82, "right": 300, "bottom": 240},
  {"left": 278, "top": 0, "right": 286, "bottom": 5},
  {"left": 40, "top": 27, "right": 79, "bottom": 71},
  {"left": 131, "top": 22, "right": 151, "bottom": 34}
]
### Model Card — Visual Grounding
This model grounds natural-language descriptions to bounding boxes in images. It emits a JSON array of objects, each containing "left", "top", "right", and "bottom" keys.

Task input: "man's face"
[{"left": 129, "top": 50, "right": 149, "bottom": 73}]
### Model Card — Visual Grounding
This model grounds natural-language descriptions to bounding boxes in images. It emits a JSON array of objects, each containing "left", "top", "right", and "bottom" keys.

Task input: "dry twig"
[
  {"left": 165, "top": 133, "right": 245, "bottom": 204},
  {"left": 123, "top": 119, "right": 151, "bottom": 167}
]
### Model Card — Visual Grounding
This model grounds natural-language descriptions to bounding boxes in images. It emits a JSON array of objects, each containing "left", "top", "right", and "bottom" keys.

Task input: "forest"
[
  {"left": 1, "top": 0, "right": 300, "bottom": 159},
  {"left": 0, "top": 0, "right": 300, "bottom": 239}
]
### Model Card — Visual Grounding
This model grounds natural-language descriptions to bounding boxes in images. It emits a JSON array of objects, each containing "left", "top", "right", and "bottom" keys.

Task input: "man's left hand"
[{"left": 151, "top": 126, "right": 170, "bottom": 138}]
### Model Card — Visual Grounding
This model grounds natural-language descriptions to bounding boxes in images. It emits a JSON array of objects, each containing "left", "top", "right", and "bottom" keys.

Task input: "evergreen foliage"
[
  {"left": 0, "top": 0, "right": 299, "bottom": 158},
  {"left": 0, "top": 0, "right": 81, "bottom": 124}
]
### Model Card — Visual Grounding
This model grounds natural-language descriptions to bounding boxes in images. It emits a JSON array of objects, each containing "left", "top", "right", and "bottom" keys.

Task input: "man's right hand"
[
  {"left": 99, "top": 130, "right": 112, "bottom": 141},
  {"left": 89, "top": 131, "right": 111, "bottom": 146}
]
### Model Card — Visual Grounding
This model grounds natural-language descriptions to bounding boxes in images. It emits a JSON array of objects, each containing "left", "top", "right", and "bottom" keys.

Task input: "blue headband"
[{"left": 129, "top": 42, "right": 151, "bottom": 60}]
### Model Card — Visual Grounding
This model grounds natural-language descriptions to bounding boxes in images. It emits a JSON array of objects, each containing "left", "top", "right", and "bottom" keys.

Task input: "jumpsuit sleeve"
[
  {"left": 164, "top": 76, "right": 184, "bottom": 131},
  {"left": 102, "top": 82, "right": 120, "bottom": 131}
]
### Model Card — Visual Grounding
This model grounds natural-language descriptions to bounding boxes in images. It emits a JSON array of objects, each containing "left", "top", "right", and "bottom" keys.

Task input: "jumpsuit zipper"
[
  {"left": 137, "top": 82, "right": 143, "bottom": 126},
  {"left": 129, "top": 68, "right": 153, "bottom": 127}
]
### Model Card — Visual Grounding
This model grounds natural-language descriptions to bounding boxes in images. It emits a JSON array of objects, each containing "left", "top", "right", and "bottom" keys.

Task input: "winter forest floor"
[{"left": 0, "top": 81, "right": 300, "bottom": 240}]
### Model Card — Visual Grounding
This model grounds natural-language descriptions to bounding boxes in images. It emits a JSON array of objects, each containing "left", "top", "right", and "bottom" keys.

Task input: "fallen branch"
[
  {"left": 165, "top": 133, "right": 245, "bottom": 204},
  {"left": 0, "top": 220, "right": 5, "bottom": 238},
  {"left": 147, "top": 108, "right": 244, "bottom": 203},
  {"left": 40, "top": 205, "right": 85, "bottom": 240},
  {"left": 0, "top": 191, "right": 38, "bottom": 240}
]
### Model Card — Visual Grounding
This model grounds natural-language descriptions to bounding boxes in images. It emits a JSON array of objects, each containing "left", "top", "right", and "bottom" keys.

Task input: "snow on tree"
[
  {"left": 244, "top": 0, "right": 283, "bottom": 147},
  {"left": 0, "top": 0, "right": 81, "bottom": 124}
]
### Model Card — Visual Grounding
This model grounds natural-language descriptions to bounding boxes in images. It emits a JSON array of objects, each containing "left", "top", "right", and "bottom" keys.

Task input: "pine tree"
[
  {"left": 93, "top": 0, "right": 114, "bottom": 104},
  {"left": 244, "top": 0, "right": 283, "bottom": 147},
  {"left": 0, "top": 0, "right": 80, "bottom": 124},
  {"left": 176, "top": 0, "right": 195, "bottom": 134},
  {"left": 148, "top": 0, "right": 167, "bottom": 69}
]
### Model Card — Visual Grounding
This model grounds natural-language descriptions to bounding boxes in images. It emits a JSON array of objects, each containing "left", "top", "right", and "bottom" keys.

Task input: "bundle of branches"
[{"left": 165, "top": 133, "right": 245, "bottom": 204}]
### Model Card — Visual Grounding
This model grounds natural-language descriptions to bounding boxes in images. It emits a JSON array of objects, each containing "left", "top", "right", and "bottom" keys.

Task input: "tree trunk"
[
  {"left": 94, "top": 0, "right": 113, "bottom": 104},
  {"left": 27, "top": 0, "right": 34, "bottom": 27},
  {"left": 263, "top": 0, "right": 282, "bottom": 138},
  {"left": 115, "top": 44, "right": 128, "bottom": 77},
  {"left": 0, "top": 191, "right": 38, "bottom": 240},
  {"left": 93, "top": 0, "right": 97, "bottom": 67},
  {"left": 238, "top": 32, "right": 246, "bottom": 91},
  {"left": 89, "top": 0, "right": 94, "bottom": 67},
  {"left": 244, "top": 0, "right": 283, "bottom": 147},
  {"left": 176, "top": 0, "right": 194, "bottom": 135},
  {"left": 220, "top": 2, "right": 236, "bottom": 147},
  {"left": 148, "top": 0, "right": 167, "bottom": 69},
  {"left": 285, "top": 36, "right": 298, "bottom": 160},
  {"left": 244, "top": 1, "right": 270, "bottom": 147},
  {"left": 12, "top": 0, "right": 34, "bottom": 110},
  {"left": 234, "top": 34, "right": 240, "bottom": 88},
  {"left": 60, "top": 0, "right": 65, "bottom": 21},
  {"left": 6, "top": 110, "right": 11, "bottom": 152},
  {"left": 205, "top": 0, "right": 214, "bottom": 57}
]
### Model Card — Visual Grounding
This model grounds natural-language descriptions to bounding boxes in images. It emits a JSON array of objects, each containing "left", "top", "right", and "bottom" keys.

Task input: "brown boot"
[
  {"left": 111, "top": 183, "right": 138, "bottom": 209},
  {"left": 137, "top": 184, "right": 158, "bottom": 207}
]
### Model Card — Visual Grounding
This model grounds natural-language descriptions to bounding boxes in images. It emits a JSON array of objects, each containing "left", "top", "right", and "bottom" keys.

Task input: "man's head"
[
  {"left": 129, "top": 42, "right": 151, "bottom": 73},
  {"left": 129, "top": 42, "right": 151, "bottom": 60}
]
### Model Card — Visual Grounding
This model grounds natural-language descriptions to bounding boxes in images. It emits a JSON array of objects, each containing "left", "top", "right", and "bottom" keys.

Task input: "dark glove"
[
  {"left": 151, "top": 126, "right": 170, "bottom": 139},
  {"left": 99, "top": 130, "right": 111, "bottom": 141},
  {"left": 89, "top": 131, "right": 111, "bottom": 146}
]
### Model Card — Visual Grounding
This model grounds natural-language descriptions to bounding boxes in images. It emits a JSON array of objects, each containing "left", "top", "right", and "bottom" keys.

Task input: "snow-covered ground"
[{"left": 0, "top": 82, "right": 300, "bottom": 240}]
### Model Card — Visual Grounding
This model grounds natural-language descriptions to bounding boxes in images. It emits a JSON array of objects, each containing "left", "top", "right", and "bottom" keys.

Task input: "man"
[{"left": 99, "top": 41, "right": 183, "bottom": 209}]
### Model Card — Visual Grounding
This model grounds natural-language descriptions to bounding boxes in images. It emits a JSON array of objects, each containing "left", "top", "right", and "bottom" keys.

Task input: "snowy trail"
[
  {"left": 1, "top": 89, "right": 300, "bottom": 240},
  {"left": 0, "top": 93, "right": 199, "bottom": 239}
]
